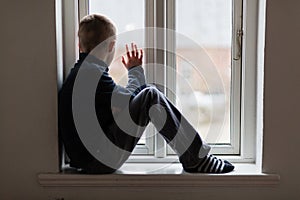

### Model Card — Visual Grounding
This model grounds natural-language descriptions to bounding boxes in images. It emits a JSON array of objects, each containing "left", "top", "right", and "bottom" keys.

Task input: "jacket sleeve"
[
  {"left": 116, "top": 65, "right": 146, "bottom": 95},
  {"left": 97, "top": 65, "right": 147, "bottom": 108}
]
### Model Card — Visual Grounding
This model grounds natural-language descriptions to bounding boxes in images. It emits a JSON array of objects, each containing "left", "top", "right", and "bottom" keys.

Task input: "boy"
[{"left": 59, "top": 14, "right": 234, "bottom": 174}]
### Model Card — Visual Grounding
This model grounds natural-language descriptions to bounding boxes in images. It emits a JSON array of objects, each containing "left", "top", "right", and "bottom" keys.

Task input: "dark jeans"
[{"left": 83, "top": 86, "right": 210, "bottom": 174}]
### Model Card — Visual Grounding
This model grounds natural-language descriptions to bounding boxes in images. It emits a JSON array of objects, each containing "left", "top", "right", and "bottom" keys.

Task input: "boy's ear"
[
  {"left": 78, "top": 42, "right": 83, "bottom": 52},
  {"left": 108, "top": 40, "right": 116, "bottom": 52}
]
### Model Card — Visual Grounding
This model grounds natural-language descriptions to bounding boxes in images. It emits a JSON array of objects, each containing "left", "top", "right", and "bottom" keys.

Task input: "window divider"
[
  {"left": 165, "top": 0, "right": 177, "bottom": 155},
  {"left": 153, "top": 0, "right": 167, "bottom": 158},
  {"left": 230, "top": 0, "right": 243, "bottom": 155}
]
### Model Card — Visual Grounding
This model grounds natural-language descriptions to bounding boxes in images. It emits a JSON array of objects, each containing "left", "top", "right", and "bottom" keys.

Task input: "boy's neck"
[{"left": 79, "top": 52, "right": 109, "bottom": 67}]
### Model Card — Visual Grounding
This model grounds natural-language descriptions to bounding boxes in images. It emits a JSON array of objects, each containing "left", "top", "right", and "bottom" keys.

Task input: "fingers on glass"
[
  {"left": 131, "top": 43, "right": 135, "bottom": 57},
  {"left": 134, "top": 44, "right": 139, "bottom": 57},
  {"left": 126, "top": 42, "right": 142, "bottom": 60},
  {"left": 126, "top": 44, "right": 131, "bottom": 58},
  {"left": 139, "top": 49, "right": 143, "bottom": 60},
  {"left": 121, "top": 56, "right": 126, "bottom": 66}
]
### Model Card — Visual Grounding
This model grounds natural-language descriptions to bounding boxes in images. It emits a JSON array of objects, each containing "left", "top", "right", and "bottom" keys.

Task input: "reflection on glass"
[{"left": 176, "top": 0, "right": 232, "bottom": 143}]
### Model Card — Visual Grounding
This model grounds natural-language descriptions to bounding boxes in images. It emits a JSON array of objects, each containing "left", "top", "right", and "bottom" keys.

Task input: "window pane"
[
  {"left": 89, "top": 0, "right": 144, "bottom": 85},
  {"left": 175, "top": 0, "right": 232, "bottom": 144},
  {"left": 89, "top": 0, "right": 146, "bottom": 144}
]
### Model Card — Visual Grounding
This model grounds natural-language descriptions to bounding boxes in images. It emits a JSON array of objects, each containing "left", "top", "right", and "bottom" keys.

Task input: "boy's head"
[{"left": 78, "top": 14, "right": 117, "bottom": 64}]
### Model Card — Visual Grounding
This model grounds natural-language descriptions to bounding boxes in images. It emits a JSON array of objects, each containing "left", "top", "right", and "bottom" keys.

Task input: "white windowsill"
[{"left": 38, "top": 163, "right": 280, "bottom": 187}]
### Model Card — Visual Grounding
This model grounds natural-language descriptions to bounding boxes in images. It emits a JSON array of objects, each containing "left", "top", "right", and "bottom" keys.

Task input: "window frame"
[
  {"left": 164, "top": 0, "right": 243, "bottom": 156},
  {"left": 58, "top": 0, "right": 262, "bottom": 165}
]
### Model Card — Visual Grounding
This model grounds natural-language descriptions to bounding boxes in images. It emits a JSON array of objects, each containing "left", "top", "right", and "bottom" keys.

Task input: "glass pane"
[
  {"left": 89, "top": 0, "right": 146, "bottom": 144},
  {"left": 175, "top": 0, "right": 232, "bottom": 144},
  {"left": 89, "top": 0, "right": 144, "bottom": 85}
]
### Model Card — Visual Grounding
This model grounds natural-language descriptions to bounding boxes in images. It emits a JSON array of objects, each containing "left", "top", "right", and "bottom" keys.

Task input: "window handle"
[{"left": 233, "top": 29, "right": 243, "bottom": 61}]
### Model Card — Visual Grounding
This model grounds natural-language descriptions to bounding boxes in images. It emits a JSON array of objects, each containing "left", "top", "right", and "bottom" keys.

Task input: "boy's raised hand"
[{"left": 121, "top": 43, "right": 143, "bottom": 70}]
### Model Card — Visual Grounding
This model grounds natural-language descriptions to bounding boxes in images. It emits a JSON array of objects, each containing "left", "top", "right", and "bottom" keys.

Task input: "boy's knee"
[{"left": 142, "top": 86, "right": 162, "bottom": 98}]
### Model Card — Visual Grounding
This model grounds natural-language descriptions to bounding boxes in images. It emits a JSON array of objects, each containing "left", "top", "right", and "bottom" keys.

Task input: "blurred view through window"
[
  {"left": 175, "top": 0, "right": 232, "bottom": 144},
  {"left": 89, "top": 0, "right": 232, "bottom": 148}
]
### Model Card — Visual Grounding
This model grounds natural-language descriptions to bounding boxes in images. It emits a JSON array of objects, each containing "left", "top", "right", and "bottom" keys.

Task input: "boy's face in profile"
[{"left": 105, "top": 39, "right": 116, "bottom": 66}]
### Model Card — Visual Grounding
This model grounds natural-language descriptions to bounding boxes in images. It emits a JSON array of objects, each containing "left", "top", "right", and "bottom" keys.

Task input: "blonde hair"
[{"left": 78, "top": 14, "right": 116, "bottom": 53}]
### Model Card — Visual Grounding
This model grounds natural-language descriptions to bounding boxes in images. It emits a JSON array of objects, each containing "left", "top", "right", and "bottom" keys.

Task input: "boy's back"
[{"left": 59, "top": 53, "right": 116, "bottom": 169}]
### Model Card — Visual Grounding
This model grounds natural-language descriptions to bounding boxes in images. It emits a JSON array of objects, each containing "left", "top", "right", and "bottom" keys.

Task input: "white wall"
[{"left": 0, "top": 0, "right": 300, "bottom": 199}]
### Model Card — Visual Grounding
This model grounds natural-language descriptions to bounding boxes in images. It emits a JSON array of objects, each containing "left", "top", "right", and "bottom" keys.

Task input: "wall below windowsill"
[{"left": 38, "top": 163, "right": 279, "bottom": 187}]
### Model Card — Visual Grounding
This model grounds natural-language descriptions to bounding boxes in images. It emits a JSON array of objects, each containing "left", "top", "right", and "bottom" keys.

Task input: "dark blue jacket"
[{"left": 58, "top": 53, "right": 146, "bottom": 168}]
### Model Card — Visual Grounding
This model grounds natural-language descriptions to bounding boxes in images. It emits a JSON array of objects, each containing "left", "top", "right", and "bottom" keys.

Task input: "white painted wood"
[
  {"left": 62, "top": 0, "right": 79, "bottom": 78},
  {"left": 78, "top": 0, "right": 89, "bottom": 20},
  {"left": 38, "top": 164, "right": 280, "bottom": 187}
]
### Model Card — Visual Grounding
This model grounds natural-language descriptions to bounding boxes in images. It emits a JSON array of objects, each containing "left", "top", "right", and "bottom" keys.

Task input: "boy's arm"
[
  {"left": 112, "top": 66, "right": 146, "bottom": 98},
  {"left": 118, "top": 43, "right": 146, "bottom": 94},
  {"left": 107, "top": 43, "right": 146, "bottom": 108},
  {"left": 125, "top": 65, "right": 146, "bottom": 94}
]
